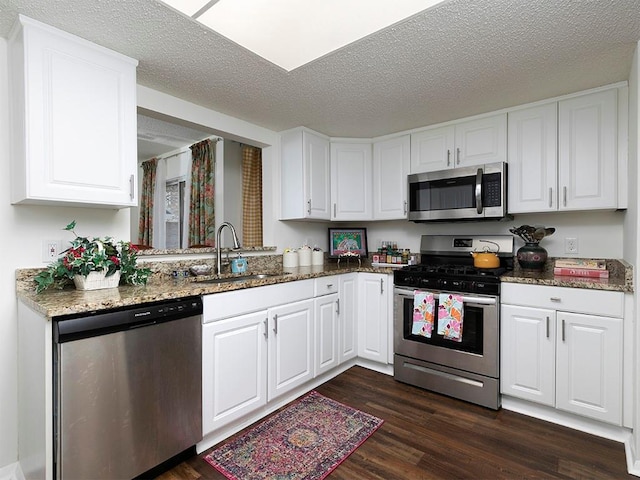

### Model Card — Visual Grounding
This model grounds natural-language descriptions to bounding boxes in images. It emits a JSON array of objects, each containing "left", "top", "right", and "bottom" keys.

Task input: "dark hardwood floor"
[{"left": 156, "top": 366, "right": 633, "bottom": 479}]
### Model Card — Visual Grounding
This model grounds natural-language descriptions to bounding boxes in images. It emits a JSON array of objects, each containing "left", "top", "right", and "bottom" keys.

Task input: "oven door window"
[{"left": 402, "top": 294, "right": 483, "bottom": 355}]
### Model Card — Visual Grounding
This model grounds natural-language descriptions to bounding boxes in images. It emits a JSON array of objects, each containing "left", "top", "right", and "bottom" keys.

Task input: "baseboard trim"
[
  {"left": 0, "top": 463, "right": 25, "bottom": 480},
  {"left": 501, "top": 396, "right": 631, "bottom": 443}
]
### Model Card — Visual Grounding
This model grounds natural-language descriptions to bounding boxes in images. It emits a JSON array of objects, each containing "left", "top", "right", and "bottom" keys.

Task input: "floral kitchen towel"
[
  {"left": 437, "top": 293, "right": 464, "bottom": 342},
  {"left": 412, "top": 291, "right": 435, "bottom": 338}
]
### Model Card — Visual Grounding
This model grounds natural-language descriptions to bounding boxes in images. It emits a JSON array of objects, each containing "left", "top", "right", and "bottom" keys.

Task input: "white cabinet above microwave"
[{"left": 410, "top": 114, "right": 507, "bottom": 174}]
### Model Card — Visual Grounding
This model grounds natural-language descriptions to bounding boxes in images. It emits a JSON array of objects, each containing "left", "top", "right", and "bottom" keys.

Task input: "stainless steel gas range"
[{"left": 393, "top": 235, "right": 514, "bottom": 410}]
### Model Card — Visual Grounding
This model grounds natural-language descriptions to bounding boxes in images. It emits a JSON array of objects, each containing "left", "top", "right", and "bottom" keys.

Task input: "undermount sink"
[{"left": 198, "top": 273, "right": 288, "bottom": 284}]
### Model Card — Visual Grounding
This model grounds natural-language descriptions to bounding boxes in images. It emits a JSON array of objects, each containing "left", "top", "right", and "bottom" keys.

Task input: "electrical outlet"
[
  {"left": 43, "top": 240, "right": 61, "bottom": 262},
  {"left": 565, "top": 237, "right": 578, "bottom": 254}
]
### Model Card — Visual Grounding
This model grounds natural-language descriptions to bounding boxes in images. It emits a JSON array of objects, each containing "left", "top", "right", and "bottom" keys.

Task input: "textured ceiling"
[{"left": 1, "top": 0, "right": 639, "bottom": 138}]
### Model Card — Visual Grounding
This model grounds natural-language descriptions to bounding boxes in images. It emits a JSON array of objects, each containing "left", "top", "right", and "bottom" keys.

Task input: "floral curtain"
[
  {"left": 242, "top": 145, "right": 263, "bottom": 247},
  {"left": 188, "top": 139, "right": 216, "bottom": 246},
  {"left": 138, "top": 158, "right": 157, "bottom": 247}
]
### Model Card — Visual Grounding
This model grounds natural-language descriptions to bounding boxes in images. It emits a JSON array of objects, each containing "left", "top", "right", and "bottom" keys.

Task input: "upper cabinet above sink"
[{"left": 8, "top": 15, "right": 139, "bottom": 209}]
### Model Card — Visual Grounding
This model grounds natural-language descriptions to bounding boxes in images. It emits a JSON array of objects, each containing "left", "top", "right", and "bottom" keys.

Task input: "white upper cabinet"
[
  {"left": 410, "top": 125, "right": 454, "bottom": 172},
  {"left": 410, "top": 114, "right": 507, "bottom": 173},
  {"left": 508, "top": 103, "right": 558, "bottom": 213},
  {"left": 373, "top": 135, "right": 410, "bottom": 220},
  {"left": 8, "top": 15, "right": 138, "bottom": 208},
  {"left": 508, "top": 88, "right": 621, "bottom": 214},
  {"left": 558, "top": 89, "right": 618, "bottom": 210},
  {"left": 280, "top": 128, "right": 331, "bottom": 220},
  {"left": 330, "top": 142, "right": 373, "bottom": 220}
]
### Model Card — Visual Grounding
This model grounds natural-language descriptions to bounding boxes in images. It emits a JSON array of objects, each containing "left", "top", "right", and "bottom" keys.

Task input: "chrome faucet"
[{"left": 216, "top": 222, "right": 241, "bottom": 275}]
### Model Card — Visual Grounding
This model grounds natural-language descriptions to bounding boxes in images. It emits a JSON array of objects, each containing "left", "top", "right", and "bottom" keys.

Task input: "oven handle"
[{"left": 394, "top": 287, "right": 497, "bottom": 306}]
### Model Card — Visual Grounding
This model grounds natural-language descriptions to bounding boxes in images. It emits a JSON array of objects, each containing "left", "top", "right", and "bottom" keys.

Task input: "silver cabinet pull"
[
  {"left": 380, "top": 278, "right": 384, "bottom": 294},
  {"left": 550, "top": 297, "right": 561, "bottom": 302},
  {"left": 333, "top": 203, "right": 337, "bottom": 217},
  {"left": 447, "top": 149, "right": 451, "bottom": 166},
  {"left": 456, "top": 147, "right": 461, "bottom": 165},
  {"left": 546, "top": 316, "right": 550, "bottom": 338},
  {"left": 273, "top": 314, "right": 278, "bottom": 334},
  {"left": 563, "top": 186, "right": 567, "bottom": 207},
  {"left": 562, "top": 319, "right": 566, "bottom": 341},
  {"left": 403, "top": 200, "right": 407, "bottom": 216},
  {"left": 549, "top": 187, "right": 553, "bottom": 208},
  {"left": 263, "top": 318, "right": 269, "bottom": 339},
  {"left": 307, "top": 199, "right": 311, "bottom": 215},
  {"left": 129, "top": 174, "right": 135, "bottom": 200},
  {"left": 336, "top": 299, "right": 340, "bottom": 315},
  {"left": 327, "top": 283, "right": 333, "bottom": 289}
]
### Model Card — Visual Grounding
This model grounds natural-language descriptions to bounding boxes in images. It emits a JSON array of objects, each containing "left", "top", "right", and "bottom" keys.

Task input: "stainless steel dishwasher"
[{"left": 53, "top": 296, "right": 203, "bottom": 480}]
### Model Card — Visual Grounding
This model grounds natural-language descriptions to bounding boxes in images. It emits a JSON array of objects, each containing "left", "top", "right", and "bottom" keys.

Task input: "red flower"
[{"left": 110, "top": 256, "right": 120, "bottom": 265}]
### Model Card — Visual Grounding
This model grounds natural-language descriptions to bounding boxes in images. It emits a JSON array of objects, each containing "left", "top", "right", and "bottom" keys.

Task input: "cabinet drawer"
[
  {"left": 203, "top": 279, "right": 314, "bottom": 323},
  {"left": 314, "top": 275, "right": 339, "bottom": 296},
  {"left": 501, "top": 283, "right": 623, "bottom": 318}
]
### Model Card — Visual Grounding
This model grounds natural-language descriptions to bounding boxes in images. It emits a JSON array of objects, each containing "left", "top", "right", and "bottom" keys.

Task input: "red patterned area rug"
[{"left": 204, "top": 391, "right": 384, "bottom": 479}]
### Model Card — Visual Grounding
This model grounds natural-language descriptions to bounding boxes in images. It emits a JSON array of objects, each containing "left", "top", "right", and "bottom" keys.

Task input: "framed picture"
[{"left": 328, "top": 228, "right": 368, "bottom": 258}]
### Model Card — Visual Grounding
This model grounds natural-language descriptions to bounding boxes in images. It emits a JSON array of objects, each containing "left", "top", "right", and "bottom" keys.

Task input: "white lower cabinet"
[
  {"left": 339, "top": 273, "right": 358, "bottom": 363},
  {"left": 202, "top": 311, "right": 268, "bottom": 434},
  {"left": 268, "top": 299, "right": 315, "bottom": 400},
  {"left": 314, "top": 292, "right": 340, "bottom": 376},
  {"left": 357, "top": 272, "right": 390, "bottom": 363},
  {"left": 501, "top": 283, "right": 623, "bottom": 425},
  {"left": 202, "top": 281, "right": 315, "bottom": 435}
]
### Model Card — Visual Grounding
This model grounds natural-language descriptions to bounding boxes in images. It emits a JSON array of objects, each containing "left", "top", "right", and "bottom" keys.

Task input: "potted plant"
[{"left": 34, "top": 221, "right": 151, "bottom": 293}]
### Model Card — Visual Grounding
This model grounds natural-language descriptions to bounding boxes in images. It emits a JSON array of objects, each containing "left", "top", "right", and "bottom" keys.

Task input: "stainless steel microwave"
[{"left": 407, "top": 162, "right": 508, "bottom": 222}]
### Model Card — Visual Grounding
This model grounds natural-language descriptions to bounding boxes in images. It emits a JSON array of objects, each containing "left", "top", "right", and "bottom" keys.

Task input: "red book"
[{"left": 553, "top": 267, "right": 609, "bottom": 278}]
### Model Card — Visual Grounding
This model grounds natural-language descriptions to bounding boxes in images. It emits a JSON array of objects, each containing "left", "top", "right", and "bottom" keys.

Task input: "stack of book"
[{"left": 553, "top": 259, "right": 609, "bottom": 278}]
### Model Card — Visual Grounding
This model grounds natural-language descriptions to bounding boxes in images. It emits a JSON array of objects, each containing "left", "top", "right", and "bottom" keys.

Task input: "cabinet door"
[
  {"left": 454, "top": 114, "right": 507, "bottom": 167},
  {"left": 373, "top": 135, "right": 410, "bottom": 219},
  {"left": 331, "top": 142, "right": 372, "bottom": 220},
  {"left": 314, "top": 293, "right": 339, "bottom": 376},
  {"left": 202, "top": 311, "right": 268, "bottom": 435},
  {"left": 10, "top": 16, "right": 138, "bottom": 208},
  {"left": 558, "top": 89, "right": 618, "bottom": 210},
  {"left": 500, "top": 305, "right": 556, "bottom": 406},
  {"left": 410, "top": 125, "right": 454, "bottom": 173},
  {"left": 507, "top": 103, "right": 558, "bottom": 213},
  {"left": 339, "top": 273, "right": 358, "bottom": 363},
  {"left": 556, "top": 312, "right": 622, "bottom": 424},
  {"left": 357, "top": 273, "right": 389, "bottom": 364},
  {"left": 268, "top": 299, "right": 314, "bottom": 400},
  {"left": 305, "top": 132, "right": 332, "bottom": 219}
]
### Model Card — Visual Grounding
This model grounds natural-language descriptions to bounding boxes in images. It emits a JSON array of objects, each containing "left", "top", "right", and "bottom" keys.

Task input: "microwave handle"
[{"left": 475, "top": 167, "right": 483, "bottom": 214}]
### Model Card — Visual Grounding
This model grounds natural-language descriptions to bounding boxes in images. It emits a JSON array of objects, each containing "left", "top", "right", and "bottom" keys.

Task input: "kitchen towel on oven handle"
[
  {"left": 412, "top": 291, "right": 435, "bottom": 338},
  {"left": 437, "top": 293, "right": 464, "bottom": 342}
]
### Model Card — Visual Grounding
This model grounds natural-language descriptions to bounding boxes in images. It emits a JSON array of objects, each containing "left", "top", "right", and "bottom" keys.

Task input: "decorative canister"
[
  {"left": 516, "top": 242, "right": 548, "bottom": 270},
  {"left": 283, "top": 250, "right": 298, "bottom": 268},
  {"left": 298, "top": 246, "right": 312, "bottom": 266},
  {"left": 311, "top": 249, "right": 324, "bottom": 266}
]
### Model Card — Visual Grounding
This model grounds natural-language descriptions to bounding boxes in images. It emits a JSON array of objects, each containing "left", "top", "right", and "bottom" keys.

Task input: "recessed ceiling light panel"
[{"left": 160, "top": 0, "right": 445, "bottom": 71}]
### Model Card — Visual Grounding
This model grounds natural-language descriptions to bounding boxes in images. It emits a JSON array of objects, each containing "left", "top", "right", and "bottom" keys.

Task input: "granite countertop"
[
  {"left": 16, "top": 261, "right": 393, "bottom": 319},
  {"left": 16, "top": 256, "right": 633, "bottom": 319},
  {"left": 500, "top": 258, "right": 633, "bottom": 293}
]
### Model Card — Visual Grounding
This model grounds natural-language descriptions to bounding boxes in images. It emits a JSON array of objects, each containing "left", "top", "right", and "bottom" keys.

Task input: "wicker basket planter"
[{"left": 73, "top": 270, "right": 121, "bottom": 291}]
